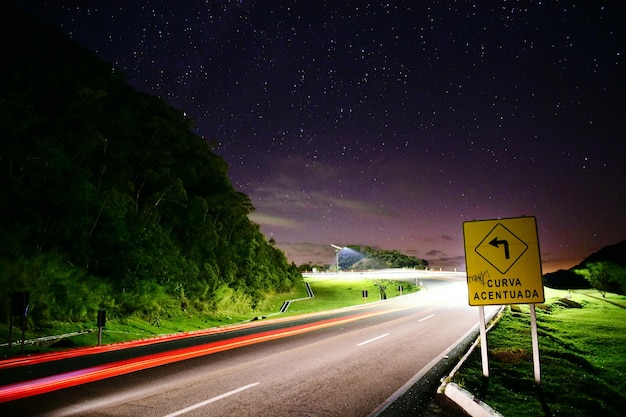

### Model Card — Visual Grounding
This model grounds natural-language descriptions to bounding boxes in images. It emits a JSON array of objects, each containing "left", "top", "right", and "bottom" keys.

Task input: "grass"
[
  {"left": 450, "top": 288, "right": 626, "bottom": 416},
  {"left": 0, "top": 276, "right": 417, "bottom": 358},
  {"left": 286, "top": 275, "right": 415, "bottom": 314}
]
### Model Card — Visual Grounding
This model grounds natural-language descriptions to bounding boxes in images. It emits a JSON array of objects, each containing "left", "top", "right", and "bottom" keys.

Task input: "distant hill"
[
  {"left": 342, "top": 246, "right": 428, "bottom": 270},
  {"left": 543, "top": 240, "right": 626, "bottom": 290},
  {"left": 572, "top": 240, "right": 626, "bottom": 269},
  {"left": 298, "top": 245, "right": 428, "bottom": 272}
]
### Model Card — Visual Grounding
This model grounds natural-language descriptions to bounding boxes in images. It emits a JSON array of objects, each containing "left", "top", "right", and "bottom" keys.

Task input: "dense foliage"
[
  {"left": 337, "top": 246, "right": 428, "bottom": 270},
  {"left": 0, "top": 6, "right": 300, "bottom": 324},
  {"left": 574, "top": 261, "right": 626, "bottom": 296},
  {"left": 355, "top": 246, "right": 428, "bottom": 269},
  {"left": 298, "top": 246, "right": 428, "bottom": 272},
  {"left": 575, "top": 240, "right": 626, "bottom": 295},
  {"left": 542, "top": 269, "right": 590, "bottom": 290}
]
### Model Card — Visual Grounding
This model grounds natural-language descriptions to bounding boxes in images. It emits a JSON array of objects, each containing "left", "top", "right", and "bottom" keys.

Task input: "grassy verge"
[
  {"left": 0, "top": 277, "right": 417, "bottom": 357},
  {"left": 450, "top": 288, "right": 626, "bottom": 416},
  {"left": 286, "top": 275, "right": 415, "bottom": 314}
]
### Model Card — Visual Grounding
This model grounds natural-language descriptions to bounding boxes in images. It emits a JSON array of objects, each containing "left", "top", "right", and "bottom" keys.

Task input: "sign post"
[
  {"left": 463, "top": 216, "right": 544, "bottom": 383},
  {"left": 530, "top": 304, "right": 541, "bottom": 384},
  {"left": 478, "top": 305, "right": 489, "bottom": 378}
]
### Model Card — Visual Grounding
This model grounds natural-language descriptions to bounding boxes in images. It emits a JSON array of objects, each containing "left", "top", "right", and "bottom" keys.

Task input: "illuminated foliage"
[
  {"left": 574, "top": 262, "right": 626, "bottom": 297},
  {"left": 0, "top": 7, "right": 300, "bottom": 323}
]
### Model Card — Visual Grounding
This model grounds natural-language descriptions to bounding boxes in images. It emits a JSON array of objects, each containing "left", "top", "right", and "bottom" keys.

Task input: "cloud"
[
  {"left": 424, "top": 234, "right": 458, "bottom": 244},
  {"left": 328, "top": 195, "right": 395, "bottom": 217},
  {"left": 252, "top": 184, "right": 316, "bottom": 211},
  {"left": 247, "top": 212, "right": 298, "bottom": 229},
  {"left": 425, "top": 255, "right": 466, "bottom": 272},
  {"left": 250, "top": 182, "right": 394, "bottom": 220},
  {"left": 274, "top": 242, "right": 337, "bottom": 265},
  {"left": 402, "top": 248, "right": 421, "bottom": 256}
]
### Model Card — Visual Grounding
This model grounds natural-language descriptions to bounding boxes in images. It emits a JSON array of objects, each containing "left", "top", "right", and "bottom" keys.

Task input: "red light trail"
[{"left": 0, "top": 308, "right": 394, "bottom": 403}]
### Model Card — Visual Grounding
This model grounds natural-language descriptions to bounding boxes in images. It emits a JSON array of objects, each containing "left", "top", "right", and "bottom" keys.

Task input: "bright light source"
[{"left": 330, "top": 244, "right": 342, "bottom": 275}]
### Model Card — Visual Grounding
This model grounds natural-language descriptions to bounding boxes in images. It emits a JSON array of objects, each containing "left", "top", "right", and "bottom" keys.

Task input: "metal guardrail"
[
  {"left": 278, "top": 282, "right": 315, "bottom": 313},
  {"left": 0, "top": 330, "right": 94, "bottom": 348}
]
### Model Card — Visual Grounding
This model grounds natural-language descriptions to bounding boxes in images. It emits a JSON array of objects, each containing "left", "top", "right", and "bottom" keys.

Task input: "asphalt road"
[{"left": 1, "top": 272, "right": 496, "bottom": 417}]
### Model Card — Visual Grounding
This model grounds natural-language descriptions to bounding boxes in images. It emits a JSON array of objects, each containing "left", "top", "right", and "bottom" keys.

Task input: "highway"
[{"left": 0, "top": 271, "right": 499, "bottom": 417}]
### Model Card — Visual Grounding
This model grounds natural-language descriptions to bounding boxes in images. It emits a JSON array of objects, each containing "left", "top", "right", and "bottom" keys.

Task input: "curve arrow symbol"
[{"left": 489, "top": 237, "right": 510, "bottom": 259}]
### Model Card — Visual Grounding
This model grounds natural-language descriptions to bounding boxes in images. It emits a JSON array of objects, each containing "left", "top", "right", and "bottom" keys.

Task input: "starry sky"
[{"left": 17, "top": 1, "right": 625, "bottom": 272}]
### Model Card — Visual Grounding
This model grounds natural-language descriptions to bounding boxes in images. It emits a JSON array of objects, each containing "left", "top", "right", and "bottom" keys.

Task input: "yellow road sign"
[{"left": 463, "top": 216, "right": 544, "bottom": 306}]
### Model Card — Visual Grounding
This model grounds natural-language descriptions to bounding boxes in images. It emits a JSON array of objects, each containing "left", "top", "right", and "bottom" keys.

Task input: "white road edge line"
[
  {"left": 162, "top": 382, "right": 260, "bottom": 417},
  {"left": 357, "top": 333, "right": 390, "bottom": 346},
  {"left": 419, "top": 314, "right": 435, "bottom": 322}
]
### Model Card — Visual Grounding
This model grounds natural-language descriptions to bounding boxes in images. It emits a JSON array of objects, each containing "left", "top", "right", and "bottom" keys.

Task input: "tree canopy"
[
  {"left": 0, "top": 5, "right": 300, "bottom": 324},
  {"left": 338, "top": 246, "right": 428, "bottom": 270},
  {"left": 571, "top": 240, "right": 626, "bottom": 296}
]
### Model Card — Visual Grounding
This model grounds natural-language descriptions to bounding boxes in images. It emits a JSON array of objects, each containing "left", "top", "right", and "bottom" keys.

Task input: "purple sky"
[{"left": 19, "top": 1, "right": 625, "bottom": 272}]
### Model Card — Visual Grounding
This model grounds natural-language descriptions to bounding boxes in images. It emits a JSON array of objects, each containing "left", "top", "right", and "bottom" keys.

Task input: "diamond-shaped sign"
[
  {"left": 475, "top": 223, "right": 528, "bottom": 274},
  {"left": 463, "top": 216, "right": 544, "bottom": 306}
]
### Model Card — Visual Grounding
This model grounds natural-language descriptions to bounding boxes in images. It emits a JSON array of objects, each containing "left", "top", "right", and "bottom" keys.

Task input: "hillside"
[
  {"left": 299, "top": 246, "right": 429, "bottom": 272},
  {"left": 543, "top": 240, "right": 626, "bottom": 294},
  {"left": 0, "top": 5, "right": 300, "bottom": 325},
  {"left": 348, "top": 246, "right": 428, "bottom": 270},
  {"left": 573, "top": 240, "right": 626, "bottom": 268}
]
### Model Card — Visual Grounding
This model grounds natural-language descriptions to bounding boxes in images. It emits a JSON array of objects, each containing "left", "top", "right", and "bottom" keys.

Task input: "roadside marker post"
[
  {"left": 463, "top": 216, "right": 544, "bottom": 384},
  {"left": 9, "top": 291, "right": 30, "bottom": 353},
  {"left": 97, "top": 310, "right": 106, "bottom": 347}
]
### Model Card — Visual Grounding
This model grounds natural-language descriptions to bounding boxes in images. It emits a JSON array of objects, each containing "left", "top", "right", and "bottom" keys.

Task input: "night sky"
[{"left": 17, "top": 1, "right": 625, "bottom": 272}]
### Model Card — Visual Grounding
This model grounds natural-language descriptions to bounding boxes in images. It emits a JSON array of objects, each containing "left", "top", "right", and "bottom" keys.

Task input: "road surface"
[{"left": 1, "top": 271, "right": 497, "bottom": 416}]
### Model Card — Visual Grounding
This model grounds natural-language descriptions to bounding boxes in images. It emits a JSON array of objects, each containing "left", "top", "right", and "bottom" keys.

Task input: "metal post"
[
  {"left": 21, "top": 316, "right": 26, "bottom": 353},
  {"left": 331, "top": 244, "right": 342, "bottom": 275},
  {"left": 479, "top": 306, "right": 489, "bottom": 378},
  {"left": 8, "top": 316, "right": 13, "bottom": 349},
  {"left": 530, "top": 304, "right": 541, "bottom": 384},
  {"left": 97, "top": 310, "right": 106, "bottom": 347}
]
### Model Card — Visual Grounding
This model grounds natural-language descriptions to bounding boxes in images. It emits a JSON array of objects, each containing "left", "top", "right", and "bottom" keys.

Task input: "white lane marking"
[
  {"left": 419, "top": 314, "right": 435, "bottom": 322},
  {"left": 163, "top": 382, "right": 260, "bottom": 417},
  {"left": 357, "top": 333, "right": 390, "bottom": 346}
]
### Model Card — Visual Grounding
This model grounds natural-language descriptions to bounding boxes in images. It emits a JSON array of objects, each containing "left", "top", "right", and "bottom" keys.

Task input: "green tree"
[
  {"left": 0, "top": 5, "right": 302, "bottom": 324},
  {"left": 373, "top": 280, "right": 388, "bottom": 300},
  {"left": 574, "top": 262, "right": 626, "bottom": 297}
]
